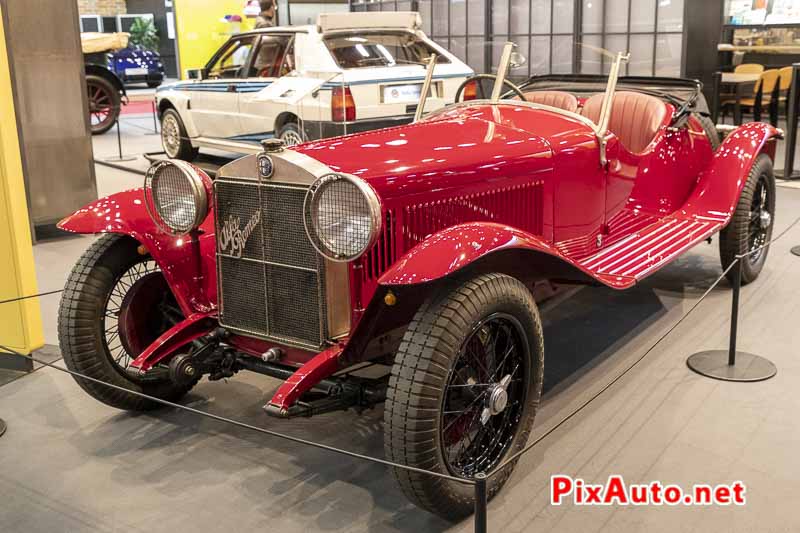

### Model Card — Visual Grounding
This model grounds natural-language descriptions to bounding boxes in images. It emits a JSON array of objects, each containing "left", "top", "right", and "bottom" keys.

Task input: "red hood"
[{"left": 293, "top": 108, "right": 574, "bottom": 201}]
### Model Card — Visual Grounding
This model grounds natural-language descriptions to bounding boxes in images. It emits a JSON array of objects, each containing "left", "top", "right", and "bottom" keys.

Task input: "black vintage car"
[{"left": 83, "top": 52, "right": 127, "bottom": 135}]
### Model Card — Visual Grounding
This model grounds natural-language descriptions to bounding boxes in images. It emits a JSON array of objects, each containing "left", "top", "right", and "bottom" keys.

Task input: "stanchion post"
[
  {"left": 474, "top": 473, "right": 488, "bottom": 533},
  {"left": 116, "top": 118, "right": 124, "bottom": 159},
  {"left": 686, "top": 257, "right": 777, "bottom": 381},
  {"left": 728, "top": 260, "right": 741, "bottom": 366},
  {"left": 104, "top": 115, "right": 136, "bottom": 163}
]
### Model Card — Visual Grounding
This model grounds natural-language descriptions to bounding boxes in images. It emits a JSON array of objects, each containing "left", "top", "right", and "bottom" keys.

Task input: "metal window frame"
[
  {"left": 79, "top": 14, "right": 103, "bottom": 33},
  {"left": 116, "top": 13, "right": 156, "bottom": 33},
  {"left": 347, "top": 0, "right": 685, "bottom": 78}
]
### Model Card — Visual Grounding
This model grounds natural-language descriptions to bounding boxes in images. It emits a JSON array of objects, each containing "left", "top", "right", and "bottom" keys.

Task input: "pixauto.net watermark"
[{"left": 551, "top": 475, "right": 746, "bottom": 506}]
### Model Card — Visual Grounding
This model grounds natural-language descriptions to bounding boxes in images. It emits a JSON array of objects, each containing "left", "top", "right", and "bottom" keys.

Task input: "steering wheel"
[{"left": 454, "top": 74, "right": 527, "bottom": 103}]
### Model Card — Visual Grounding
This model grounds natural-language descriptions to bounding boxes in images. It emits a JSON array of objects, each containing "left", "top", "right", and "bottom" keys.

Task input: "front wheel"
[
  {"left": 161, "top": 108, "right": 198, "bottom": 161},
  {"left": 719, "top": 153, "right": 776, "bottom": 285},
  {"left": 58, "top": 234, "right": 199, "bottom": 411},
  {"left": 384, "top": 273, "right": 544, "bottom": 520}
]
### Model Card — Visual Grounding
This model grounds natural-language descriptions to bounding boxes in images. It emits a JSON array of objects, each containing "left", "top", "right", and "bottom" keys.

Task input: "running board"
[
  {"left": 578, "top": 217, "right": 722, "bottom": 284},
  {"left": 193, "top": 137, "right": 262, "bottom": 155}
]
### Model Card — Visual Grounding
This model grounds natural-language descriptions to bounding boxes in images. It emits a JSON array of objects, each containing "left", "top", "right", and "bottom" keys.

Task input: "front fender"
[
  {"left": 57, "top": 188, "right": 217, "bottom": 315},
  {"left": 679, "top": 122, "right": 781, "bottom": 224},
  {"left": 377, "top": 222, "right": 629, "bottom": 288},
  {"left": 156, "top": 90, "right": 198, "bottom": 138}
]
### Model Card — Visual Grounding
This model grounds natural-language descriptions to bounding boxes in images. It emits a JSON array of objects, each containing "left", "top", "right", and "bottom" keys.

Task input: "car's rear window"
[{"left": 323, "top": 32, "right": 451, "bottom": 69}]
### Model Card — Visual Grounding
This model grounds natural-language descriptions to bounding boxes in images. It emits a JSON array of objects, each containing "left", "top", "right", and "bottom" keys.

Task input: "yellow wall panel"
[
  {"left": 0, "top": 5, "right": 45, "bottom": 356},
  {"left": 174, "top": 0, "right": 255, "bottom": 79}
]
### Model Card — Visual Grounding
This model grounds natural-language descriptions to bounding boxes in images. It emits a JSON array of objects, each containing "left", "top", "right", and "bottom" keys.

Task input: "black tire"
[
  {"left": 693, "top": 112, "right": 721, "bottom": 151},
  {"left": 384, "top": 273, "right": 544, "bottom": 520},
  {"left": 277, "top": 120, "right": 306, "bottom": 147},
  {"left": 58, "top": 234, "right": 199, "bottom": 411},
  {"left": 86, "top": 74, "right": 121, "bottom": 135},
  {"left": 161, "top": 108, "right": 198, "bottom": 161},
  {"left": 719, "top": 153, "right": 776, "bottom": 285}
]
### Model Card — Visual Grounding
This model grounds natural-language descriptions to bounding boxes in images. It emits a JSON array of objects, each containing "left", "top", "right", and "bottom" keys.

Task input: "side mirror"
[{"left": 187, "top": 68, "right": 207, "bottom": 81}]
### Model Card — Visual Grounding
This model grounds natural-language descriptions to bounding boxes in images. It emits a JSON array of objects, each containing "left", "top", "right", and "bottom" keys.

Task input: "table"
[{"left": 720, "top": 72, "right": 760, "bottom": 125}]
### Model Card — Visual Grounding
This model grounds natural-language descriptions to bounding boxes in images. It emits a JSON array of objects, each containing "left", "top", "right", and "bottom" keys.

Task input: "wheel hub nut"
[
  {"left": 488, "top": 385, "right": 508, "bottom": 416},
  {"left": 759, "top": 211, "right": 772, "bottom": 230}
]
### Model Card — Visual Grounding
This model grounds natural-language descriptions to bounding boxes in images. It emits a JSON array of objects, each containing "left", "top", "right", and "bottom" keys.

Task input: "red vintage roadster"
[{"left": 57, "top": 49, "right": 778, "bottom": 519}]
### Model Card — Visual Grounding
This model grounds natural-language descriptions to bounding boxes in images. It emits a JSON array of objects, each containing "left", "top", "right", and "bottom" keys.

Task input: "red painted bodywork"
[{"left": 59, "top": 100, "right": 780, "bottom": 412}]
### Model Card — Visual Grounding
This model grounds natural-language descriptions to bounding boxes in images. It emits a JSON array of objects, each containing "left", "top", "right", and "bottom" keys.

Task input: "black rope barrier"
[
  {"left": 493, "top": 213, "right": 800, "bottom": 475},
  {"left": 0, "top": 344, "right": 474, "bottom": 487},
  {"left": 0, "top": 289, "right": 64, "bottom": 306}
]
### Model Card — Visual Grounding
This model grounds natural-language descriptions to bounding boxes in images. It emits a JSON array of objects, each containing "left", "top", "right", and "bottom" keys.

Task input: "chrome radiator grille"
[{"left": 215, "top": 177, "right": 328, "bottom": 349}]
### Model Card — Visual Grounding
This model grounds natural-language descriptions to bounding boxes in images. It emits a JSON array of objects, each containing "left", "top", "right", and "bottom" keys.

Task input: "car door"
[
  {"left": 236, "top": 34, "right": 294, "bottom": 142},
  {"left": 189, "top": 36, "right": 258, "bottom": 139}
]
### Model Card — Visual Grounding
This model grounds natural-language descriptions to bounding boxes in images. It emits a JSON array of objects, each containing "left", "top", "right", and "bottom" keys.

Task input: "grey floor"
[{"left": 1, "top": 113, "right": 800, "bottom": 532}]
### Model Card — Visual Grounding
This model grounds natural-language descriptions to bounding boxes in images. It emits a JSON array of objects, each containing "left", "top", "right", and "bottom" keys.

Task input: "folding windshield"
[{"left": 323, "top": 32, "right": 450, "bottom": 69}]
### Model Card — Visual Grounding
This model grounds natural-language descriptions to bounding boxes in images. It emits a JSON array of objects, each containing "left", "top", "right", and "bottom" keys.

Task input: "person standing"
[{"left": 256, "top": 0, "right": 278, "bottom": 28}]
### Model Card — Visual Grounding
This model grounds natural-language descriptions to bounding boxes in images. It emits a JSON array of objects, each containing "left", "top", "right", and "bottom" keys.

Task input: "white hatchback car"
[{"left": 156, "top": 12, "right": 473, "bottom": 160}]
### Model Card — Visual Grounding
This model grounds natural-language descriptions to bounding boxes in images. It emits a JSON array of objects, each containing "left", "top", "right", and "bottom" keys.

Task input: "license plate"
[
  {"left": 382, "top": 83, "right": 424, "bottom": 103},
  {"left": 125, "top": 68, "right": 148, "bottom": 76}
]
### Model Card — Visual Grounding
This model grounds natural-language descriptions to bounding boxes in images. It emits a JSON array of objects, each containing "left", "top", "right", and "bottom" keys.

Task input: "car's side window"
[
  {"left": 207, "top": 37, "right": 257, "bottom": 80},
  {"left": 249, "top": 35, "right": 292, "bottom": 78}
]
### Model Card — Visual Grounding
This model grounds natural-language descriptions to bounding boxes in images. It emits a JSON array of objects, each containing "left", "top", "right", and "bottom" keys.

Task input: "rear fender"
[
  {"left": 679, "top": 122, "right": 781, "bottom": 224},
  {"left": 85, "top": 64, "right": 125, "bottom": 96},
  {"left": 57, "top": 188, "right": 217, "bottom": 316}
]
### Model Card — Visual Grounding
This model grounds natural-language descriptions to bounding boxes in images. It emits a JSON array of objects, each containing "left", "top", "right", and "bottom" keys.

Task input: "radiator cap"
[{"left": 261, "top": 138, "right": 285, "bottom": 153}]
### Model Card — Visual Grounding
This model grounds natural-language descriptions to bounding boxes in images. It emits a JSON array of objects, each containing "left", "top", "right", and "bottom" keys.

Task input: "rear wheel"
[
  {"left": 719, "top": 153, "right": 776, "bottom": 284},
  {"left": 58, "top": 234, "right": 199, "bottom": 411},
  {"left": 86, "top": 74, "right": 120, "bottom": 135},
  {"left": 384, "top": 273, "right": 544, "bottom": 520},
  {"left": 161, "top": 108, "right": 198, "bottom": 161}
]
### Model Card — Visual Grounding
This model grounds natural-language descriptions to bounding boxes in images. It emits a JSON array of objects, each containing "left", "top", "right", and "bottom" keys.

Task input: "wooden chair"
[
  {"left": 734, "top": 63, "right": 765, "bottom": 74},
  {"left": 722, "top": 69, "right": 781, "bottom": 125},
  {"left": 779, "top": 66, "right": 794, "bottom": 118}
]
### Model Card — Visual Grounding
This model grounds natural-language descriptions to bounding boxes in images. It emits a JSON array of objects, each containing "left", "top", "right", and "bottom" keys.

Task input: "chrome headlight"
[
  {"left": 304, "top": 174, "right": 381, "bottom": 262},
  {"left": 144, "top": 160, "right": 208, "bottom": 235}
]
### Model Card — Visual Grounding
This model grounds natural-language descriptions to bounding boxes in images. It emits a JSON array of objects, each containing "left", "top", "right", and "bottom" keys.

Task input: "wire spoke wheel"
[
  {"left": 441, "top": 313, "right": 527, "bottom": 478},
  {"left": 161, "top": 114, "right": 182, "bottom": 157},
  {"left": 384, "top": 273, "right": 543, "bottom": 520},
  {"left": 102, "top": 260, "right": 161, "bottom": 373},
  {"left": 58, "top": 235, "right": 198, "bottom": 411},
  {"left": 719, "top": 153, "right": 775, "bottom": 285},
  {"left": 747, "top": 173, "right": 772, "bottom": 265}
]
